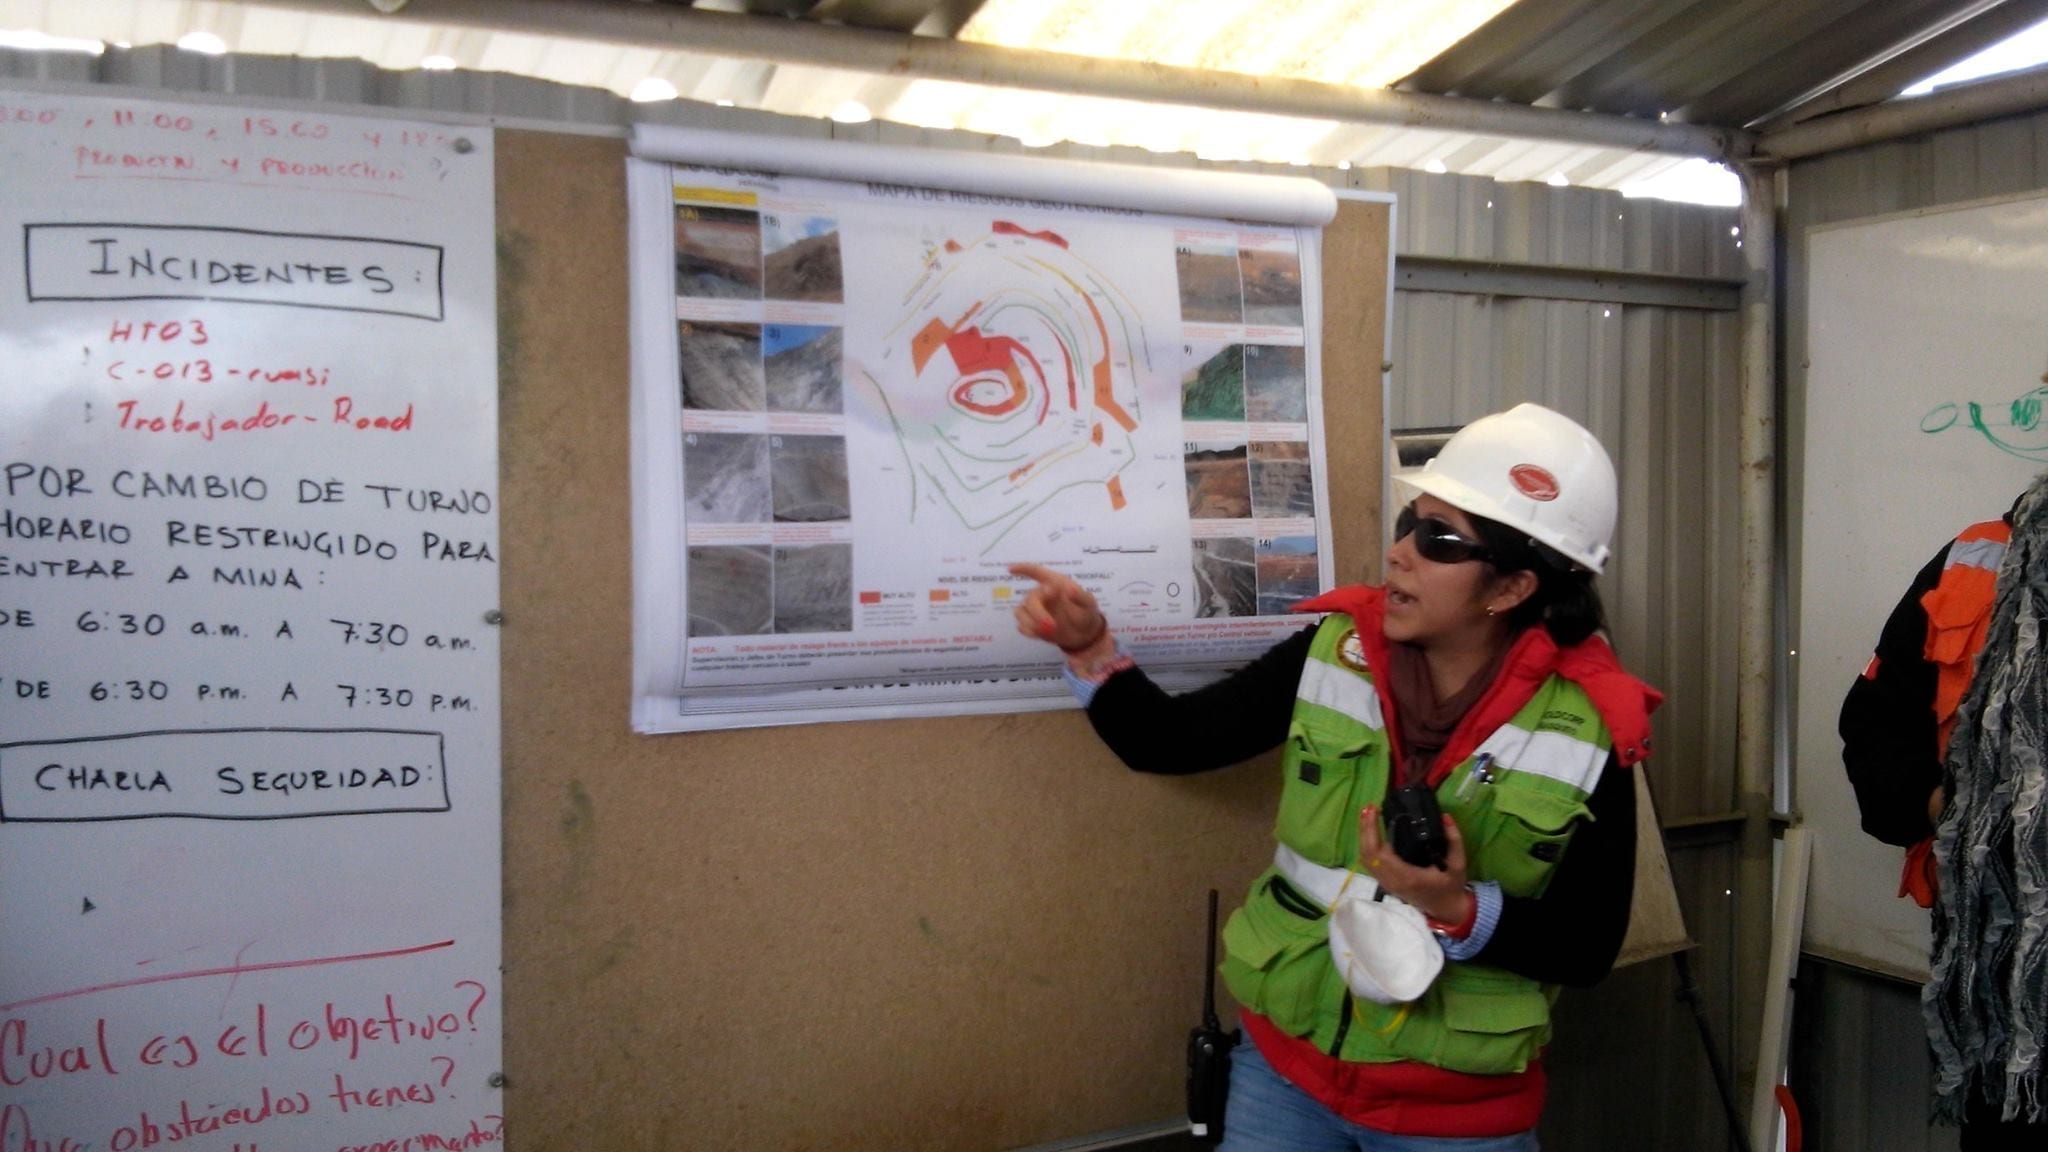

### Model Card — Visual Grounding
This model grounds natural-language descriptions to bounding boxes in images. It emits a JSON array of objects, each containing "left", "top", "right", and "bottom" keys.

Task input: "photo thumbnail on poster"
[{"left": 675, "top": 202, "right": 763, "bottom": 299}]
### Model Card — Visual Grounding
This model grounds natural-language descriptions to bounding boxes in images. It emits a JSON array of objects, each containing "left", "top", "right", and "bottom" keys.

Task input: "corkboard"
[{"left": 493, "top": 130, "right": 1391, "bottom": 1150}]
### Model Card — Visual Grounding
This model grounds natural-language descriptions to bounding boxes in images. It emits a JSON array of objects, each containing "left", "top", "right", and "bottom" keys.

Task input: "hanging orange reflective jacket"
[{"left": 1901, "top": 518, "right": 2012, "bottom": 907}]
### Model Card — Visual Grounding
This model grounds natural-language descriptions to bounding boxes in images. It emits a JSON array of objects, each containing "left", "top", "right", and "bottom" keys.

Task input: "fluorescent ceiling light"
[
  {"left": 176, "top": 31, "right": 227, "bottom": 55},
  {"left": 1424, "top": 158, "right": 1448, "bottom": 173},
  {"left": 1903, "top": 15, "right": 2048, "bottom": 96},
  {"left": 420, "top": 54, "right": 457, "bottom": 71},
  {"left": 630, "top": 77, "right": 679, "bottom": 102},
  {"left": 1546, "top": 171, "right": 1569, "bottom": 187},
  {"left": 1620, "top": 158, "right": 1741, "bottom": 207},
  {"left": 0, "top": 29, "right": 105, "bottom": 54},
  {"left": 959, "top": 0, "right": 1519, "bottom": 90},
  {"left": 829, "top": 100, "right": 873, "bottom": 124}
]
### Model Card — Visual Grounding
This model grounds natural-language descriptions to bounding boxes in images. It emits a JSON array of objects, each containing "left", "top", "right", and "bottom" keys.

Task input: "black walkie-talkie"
[{"left": 1186, "top": 888, "right": 1237, "bottom": 1145}]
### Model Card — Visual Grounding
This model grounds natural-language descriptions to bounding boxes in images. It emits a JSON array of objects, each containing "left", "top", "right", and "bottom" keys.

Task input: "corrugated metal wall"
[
  {"left": 1, "top": 43, "right": 1752, "bottom": 1152},
  {"left": 1780, "top": 108, "right": 2048, "bottom": 1152}
]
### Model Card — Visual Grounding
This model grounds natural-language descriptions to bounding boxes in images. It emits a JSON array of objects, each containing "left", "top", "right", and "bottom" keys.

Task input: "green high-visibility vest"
[{"left": 1220, "top": 613, "right": 1613, "bottom": 1073}]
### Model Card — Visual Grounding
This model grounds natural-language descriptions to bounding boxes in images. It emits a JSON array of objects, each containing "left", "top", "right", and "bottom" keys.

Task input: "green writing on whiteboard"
[{"left": 1923, "top": 386, "right": 2048, "bottom": 461}]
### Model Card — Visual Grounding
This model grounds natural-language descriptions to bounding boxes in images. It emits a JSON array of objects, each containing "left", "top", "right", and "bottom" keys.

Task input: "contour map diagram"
[{"left": 863, "top": 221, "right": 1151, "bottom": 554}]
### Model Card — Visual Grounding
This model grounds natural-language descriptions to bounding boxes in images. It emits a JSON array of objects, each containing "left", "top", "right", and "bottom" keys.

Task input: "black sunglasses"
[{"left": 1394, "top": 504, "right": 1492, "bottom": 565}]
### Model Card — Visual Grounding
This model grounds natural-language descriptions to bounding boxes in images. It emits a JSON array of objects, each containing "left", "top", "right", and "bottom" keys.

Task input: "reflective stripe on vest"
[
  {"left": 1469, "top": 724, "right": 1609, "bottom": 795},
  {"left": 1947, "top": 536, "right": 2006, "bottom": 573},
  {"left": 1296, "top": 657, "right": 1384, "bottom": 729},
  {"left": 1274, "top": 841, "right": 1380, "bottom": 909}
]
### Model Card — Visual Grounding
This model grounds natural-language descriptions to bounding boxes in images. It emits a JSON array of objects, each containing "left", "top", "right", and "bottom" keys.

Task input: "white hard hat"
[
  {"left": 1395, "top": 402, "right": 1618, "bottom": 573},
  {"left": 1327, "top": 891, "right": 1444, "bottom": 1005}
]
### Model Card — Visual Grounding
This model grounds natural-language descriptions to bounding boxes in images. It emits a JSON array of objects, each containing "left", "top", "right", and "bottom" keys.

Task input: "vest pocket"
[
  {"left": 1276, "top": 718, "right": 1371, "bottom": 865},
  {"left": 1476, "top": 784, "right": 1589, "bottom": 898},
  {"left": 1422, "top": 966, "right": 1553, "bottom": 1074},
  {"left": 1922, "top": 582, "right": 1991, "bottom": 729},
  {"left": 1922, "top": 581, "right": 1987, "bottom": 666},
  {"left": 1219, "top": 876, "right": 1332, "bottom": 1037}
]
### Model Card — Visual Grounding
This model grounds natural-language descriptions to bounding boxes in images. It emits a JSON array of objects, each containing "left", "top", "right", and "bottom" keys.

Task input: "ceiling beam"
[{"left": 245, "top": 0, "right": 1752, "bottom": 160}]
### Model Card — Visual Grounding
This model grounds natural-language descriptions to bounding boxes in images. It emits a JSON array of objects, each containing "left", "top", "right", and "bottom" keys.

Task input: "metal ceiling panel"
[
  {"left": 1401, "top": 0, "right": 2007, "bottom": 127},
  {"left": 805, "top": 0, "right": 949, "bottom": 32},
  {"left": 1656, "top": 0, "right": 2004, "bottom": 124},
  {"left": 1548, "top": 0, "right": 1867, "bottom": 117},
  {"left": 1399, "top": 0, "right": 1683, "bottom": 106},
  {"left": 1763, "top": 0, "right": 2048, "bottom": 126},
  {"left": 10, "top": 0, "right": 2040, "bottom": 192},
  {"left": 14, "top": 0, "right": 2022, "bottom": 137}
]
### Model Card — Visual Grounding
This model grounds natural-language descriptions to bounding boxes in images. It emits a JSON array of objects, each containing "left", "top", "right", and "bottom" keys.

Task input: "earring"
[{"left": 1485, "top": 605, "right": 1497, "bottom": 617}]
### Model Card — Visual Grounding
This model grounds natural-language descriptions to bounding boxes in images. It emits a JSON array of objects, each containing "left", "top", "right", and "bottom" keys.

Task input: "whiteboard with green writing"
[{"left": 1798, "top": 192, "right": 2048, "bottom": 978}]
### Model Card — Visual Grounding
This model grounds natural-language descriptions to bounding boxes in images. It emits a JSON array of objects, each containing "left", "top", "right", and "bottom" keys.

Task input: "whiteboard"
[
  {"left": 0, "top": 88, "right": 504, "bottom": 1145},
  {"left": 1797, "top": 192, "right": 2048, "bottom": 978}
]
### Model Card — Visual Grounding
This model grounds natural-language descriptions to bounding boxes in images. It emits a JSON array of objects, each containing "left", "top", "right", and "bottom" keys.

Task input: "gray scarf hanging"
[{"left": 1926, "top": 473, "right": 2048, "bottom": 1125}]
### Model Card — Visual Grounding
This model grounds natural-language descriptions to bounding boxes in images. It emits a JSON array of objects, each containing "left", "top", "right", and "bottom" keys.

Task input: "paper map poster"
[
  {"left": 648, "top": 165, "right": 1333, "bottom": 726},
  {"left": 0, "top": 89, "right": 504, "bottom": 1148}
]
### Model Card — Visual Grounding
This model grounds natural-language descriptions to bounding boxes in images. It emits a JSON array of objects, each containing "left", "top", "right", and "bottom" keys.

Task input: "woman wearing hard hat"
[{"left": 1012, "top": 403, "right": 1660, "bottom": 1150}]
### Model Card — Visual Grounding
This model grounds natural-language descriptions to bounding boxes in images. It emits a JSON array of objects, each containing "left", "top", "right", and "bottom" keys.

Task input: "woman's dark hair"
[{"left": 1465, "top": 513, "right": 1608, "bottom": 647}]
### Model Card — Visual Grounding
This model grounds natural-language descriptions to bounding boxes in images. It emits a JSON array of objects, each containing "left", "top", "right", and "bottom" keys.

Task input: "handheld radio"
[
  {"left": 1185, "top": 888, "right": 1237, "bottom": 1144},
  {"left": 1387, "top": 783, "right": 1451, "bottom": 868}
]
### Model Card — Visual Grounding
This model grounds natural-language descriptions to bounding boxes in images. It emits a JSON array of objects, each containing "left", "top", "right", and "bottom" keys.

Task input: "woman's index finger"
[{"left": 1007, "top": 561, "right": 1063, "bottom": 586}]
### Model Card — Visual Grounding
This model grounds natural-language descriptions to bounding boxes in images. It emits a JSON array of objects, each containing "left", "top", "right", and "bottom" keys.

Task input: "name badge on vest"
[{"left": 1337, "top": 629, "right": 1368, "bottom": 672}]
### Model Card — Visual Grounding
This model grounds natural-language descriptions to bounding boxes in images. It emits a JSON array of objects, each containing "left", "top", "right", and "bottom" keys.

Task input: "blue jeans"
[{"left": 1216, "top": 1033, "right": 1540, "bottom": 1152}]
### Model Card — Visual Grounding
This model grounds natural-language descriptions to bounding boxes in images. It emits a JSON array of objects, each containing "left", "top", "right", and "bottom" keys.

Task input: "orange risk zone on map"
[{"left": 910, "top": 223, "right": 1138, "bottom": 510}]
